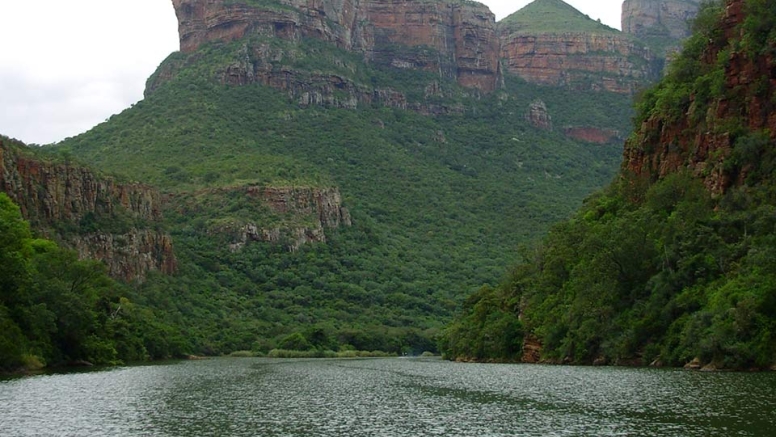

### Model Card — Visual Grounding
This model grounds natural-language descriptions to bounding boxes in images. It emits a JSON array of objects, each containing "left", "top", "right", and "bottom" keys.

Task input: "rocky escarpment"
[
  {"left": 500, "top": 32, "right": 659, "bottom": 94},
  {"left": 162, "top": 0, "right": 672, "bottom": 99},
  {"left": 623, "top": 0, "right": 776, "bottom": 195},
  {"left": 0, "top": 137, "right": 176, "bottom": 281},
  {"left": 622, "top": 0, "right": 700, "bottom": 54},
  {"left": 499, "top": 0, "right": 661, "bottom": 94},
  {"left": 172, "top": 185, "right": 351, "bottom": 252},
  {"left": 170, "top": 0, "right": 500, "bottom": 93}
]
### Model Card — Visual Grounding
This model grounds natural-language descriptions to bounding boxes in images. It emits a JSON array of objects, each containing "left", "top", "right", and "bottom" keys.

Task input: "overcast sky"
[{"left": 0, "top": 0, "right": 624, "bottom": 145}]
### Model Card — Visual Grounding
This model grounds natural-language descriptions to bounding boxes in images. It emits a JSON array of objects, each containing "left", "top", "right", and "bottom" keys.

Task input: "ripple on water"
[{"left": 1, "top": 358, "right": 774, "bottom": 436}]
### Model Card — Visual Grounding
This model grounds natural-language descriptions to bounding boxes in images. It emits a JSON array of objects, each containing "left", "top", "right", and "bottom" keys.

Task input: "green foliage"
[
  {"left": 445, "top": 0, "right": 776, "bottom": 367},
  {"left": 634, "top": 1, "right": 726, "bottom": 126},
  {"left": 500, "top": 0, "right": 619, "bottom": 35},
  {"left": 0, "top": 193, "right": 189, "bottom": 371},
  {"left": 444, "top": 171, "right": 776, "bottom": 368},
  {"left": 48, "top": 30, "right": 631, "bottom": 358}
]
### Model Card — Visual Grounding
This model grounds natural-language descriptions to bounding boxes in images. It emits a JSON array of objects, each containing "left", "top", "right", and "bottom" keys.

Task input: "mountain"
[
  {"left": 20, "top": 0, "right": 639, "bottom": 356},
  {"left": 442, "top": 0, "right": 776, "bottom": 370}
]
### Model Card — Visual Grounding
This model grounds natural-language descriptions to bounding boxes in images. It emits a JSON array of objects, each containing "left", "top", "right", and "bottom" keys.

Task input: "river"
[{"left": 1, "top": 357, "right": 774, "bottom": 436}]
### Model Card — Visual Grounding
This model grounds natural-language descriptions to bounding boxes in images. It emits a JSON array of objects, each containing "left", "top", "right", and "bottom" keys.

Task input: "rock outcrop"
[
  {"left": 500, "top": 31, "right": 659, "bottom": 94},
  {"left": 170, "top": 0, "right": 500, "bottom": 93},
  {"left": 526, "top": 99, "right": 552, "bottom": 130},
  {"left": 174, "top": 185, "right": 351, "bottom": 252},
  {"left": 0, "top": 137, "right": 176, "bottom": 281},
  {"left": 622, "top": 0, "right": 700, "bottom": 53},
  {"left": 623, "top": 0, "right": 775, "bottom": 195},
  {"left": 498, "top": 0, "right": 660, "bottom": 94}
]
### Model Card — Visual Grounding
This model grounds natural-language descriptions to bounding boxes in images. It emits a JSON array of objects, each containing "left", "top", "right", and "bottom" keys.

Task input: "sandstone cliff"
[
  {"left": 623, "top": 0, "right": 775, "bottom": 195},
  {"left": 0, "top": 137, "right": 177, "bottom": 281},
  {"left": 169, "top": 0, "right": 500, "bottom": 93},
  {"left": 499, "top": 0, "right": 660, "bottom": 94}
]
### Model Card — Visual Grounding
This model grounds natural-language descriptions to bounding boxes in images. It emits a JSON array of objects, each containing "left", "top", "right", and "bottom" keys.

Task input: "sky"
[{"left": 0, "top": 0, "right": 625, "bottom": 145}]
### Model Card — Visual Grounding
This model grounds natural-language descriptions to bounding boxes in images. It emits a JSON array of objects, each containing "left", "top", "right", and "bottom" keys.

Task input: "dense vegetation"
[
  {"left": 0, "top": 193, "right": 188, "bottom": 371},
  {"left": 500, "top": 0, "right": 619, "bottom": 34},
  {"left": 442, "top": 0, "right": 776, "bottom": 369},
  {"left": 47, "top": 25, "right": 631, "bottom": 356}
]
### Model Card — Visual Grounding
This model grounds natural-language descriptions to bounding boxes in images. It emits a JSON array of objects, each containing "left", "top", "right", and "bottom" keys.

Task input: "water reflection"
[{"left": 1, "top": 358, "right": 774, "bottom": 436}]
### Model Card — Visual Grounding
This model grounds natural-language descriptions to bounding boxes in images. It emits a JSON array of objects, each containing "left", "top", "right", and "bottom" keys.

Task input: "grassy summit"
[{"left": 499, "top": 0, "right": 620, "bottom": 34}]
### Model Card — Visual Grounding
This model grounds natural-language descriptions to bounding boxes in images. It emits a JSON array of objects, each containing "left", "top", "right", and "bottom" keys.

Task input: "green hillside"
[
  {"left": 45, "top": 24, "right": 631, "bottom": 355},
  {"left": 500, "top": 0, "right": 620, "bottom": 34},
  {"left": 443, "top": 0, "right": 776, "bottom": 369}
]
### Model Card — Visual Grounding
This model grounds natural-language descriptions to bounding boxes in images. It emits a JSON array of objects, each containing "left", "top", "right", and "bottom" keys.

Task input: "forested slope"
[{"left": 442, "top": 0, "right": 776, "bottom": 370}]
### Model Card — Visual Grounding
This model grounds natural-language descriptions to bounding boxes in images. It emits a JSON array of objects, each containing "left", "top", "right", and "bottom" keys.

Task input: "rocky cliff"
[
  {"left": 0, "top": 137, "right": 176, "bottom": 281},
  {"left": 163, "top": 0, "right": 672, "bottom": 98},
  {"left": 622, "top": 0, "right": 700, "bottom": 54},
  {"left": 172, "top": 185, "right": 351, "bottom": 252},
  {"left": 170, "top": 0, "right": 500, "bottom": 93},
  {"left": 500, "top": 31, "right": 658, "bottom": 94},
  {"left": 623, "top": 0, "right": 775, "bottom": 195},
  {"left": 499, "top": 0, "right": 660, "bottom": 94}
]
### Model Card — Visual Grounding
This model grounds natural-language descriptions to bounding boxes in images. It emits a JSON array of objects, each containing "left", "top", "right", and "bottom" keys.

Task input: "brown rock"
[
  {"left": 526, "top": 99, "right": 552, "bottom": 130},
  {"left": 684, "top": 357, "right": 702, "bottom": 370},
  {"left": 170, "top": 0, "right": 500, "bottom": 93},
  {"left": 521, "top": 334, "right": 542, "bottom": 363},
  {"left": 623, "top": 0, "right": 775, "bottom": 196},
  {"left": 0, "top": 137, "right": 176, "bottom": 282},
  {"left": 499, "top": 31, "right": 659, "bottom": 94}
]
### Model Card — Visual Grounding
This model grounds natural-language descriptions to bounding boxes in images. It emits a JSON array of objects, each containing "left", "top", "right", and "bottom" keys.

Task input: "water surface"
[{"left": 1, "top": 358, "right": 774, "bottom": 436}]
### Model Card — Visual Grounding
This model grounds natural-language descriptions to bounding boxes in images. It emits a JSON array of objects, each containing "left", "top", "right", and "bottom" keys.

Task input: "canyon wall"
[
  {"left": 165, "top": 0, "right": 663, "bottom": 97},
  {"left": 0, "top": 137, "right": 177, "bottom": 281}
]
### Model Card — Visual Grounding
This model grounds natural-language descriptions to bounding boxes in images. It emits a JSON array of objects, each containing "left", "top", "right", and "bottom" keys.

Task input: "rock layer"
[
  {"left": 0, "top": 137, "right": 176, "bottom": 281},
  {"left": 175, "top": 185, "right": 352, "bottom": 252},
  {"left": 165, "top": 0, "right": 674, "bottom": 97},
  {"left": 171, "top": 0, "right": 500, "bottom": 92},
  {"left": 500, "top": 31, "right": 659, "bottom": 94}
]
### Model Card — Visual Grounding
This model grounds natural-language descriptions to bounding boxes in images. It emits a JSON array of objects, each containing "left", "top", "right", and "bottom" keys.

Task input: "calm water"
[{"left": 1, "top": 358, "right": 774, "bottom": 436}]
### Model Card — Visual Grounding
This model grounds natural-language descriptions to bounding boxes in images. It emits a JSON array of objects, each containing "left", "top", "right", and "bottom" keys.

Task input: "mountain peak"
[{"left": 500, "top": 0, "right": 619, "bottom": 34}]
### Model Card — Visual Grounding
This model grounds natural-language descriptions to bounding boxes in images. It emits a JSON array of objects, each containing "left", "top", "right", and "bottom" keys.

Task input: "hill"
[{"left": 442, "top": 0, "right": 776, "bottom": 370}]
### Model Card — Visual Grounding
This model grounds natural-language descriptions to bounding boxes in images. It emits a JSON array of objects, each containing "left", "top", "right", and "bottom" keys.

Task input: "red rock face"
[
  {"left": 563, "top": 126, "right": 621, "bottom": 144},
  {"left": 365, "top": 0, "right": 500, "bottom": 92},
  {"left": 0, "top": 138, "right": 176, "bottom": 282},
  {"left": 170, "top": 0, "right": 500, "bottom": 92},
  {"left": 500, "top": 32, "right": 658, "bottom": 94},
  {"left": 623, "top": 0, "right": 775, "bottom": 195}
]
